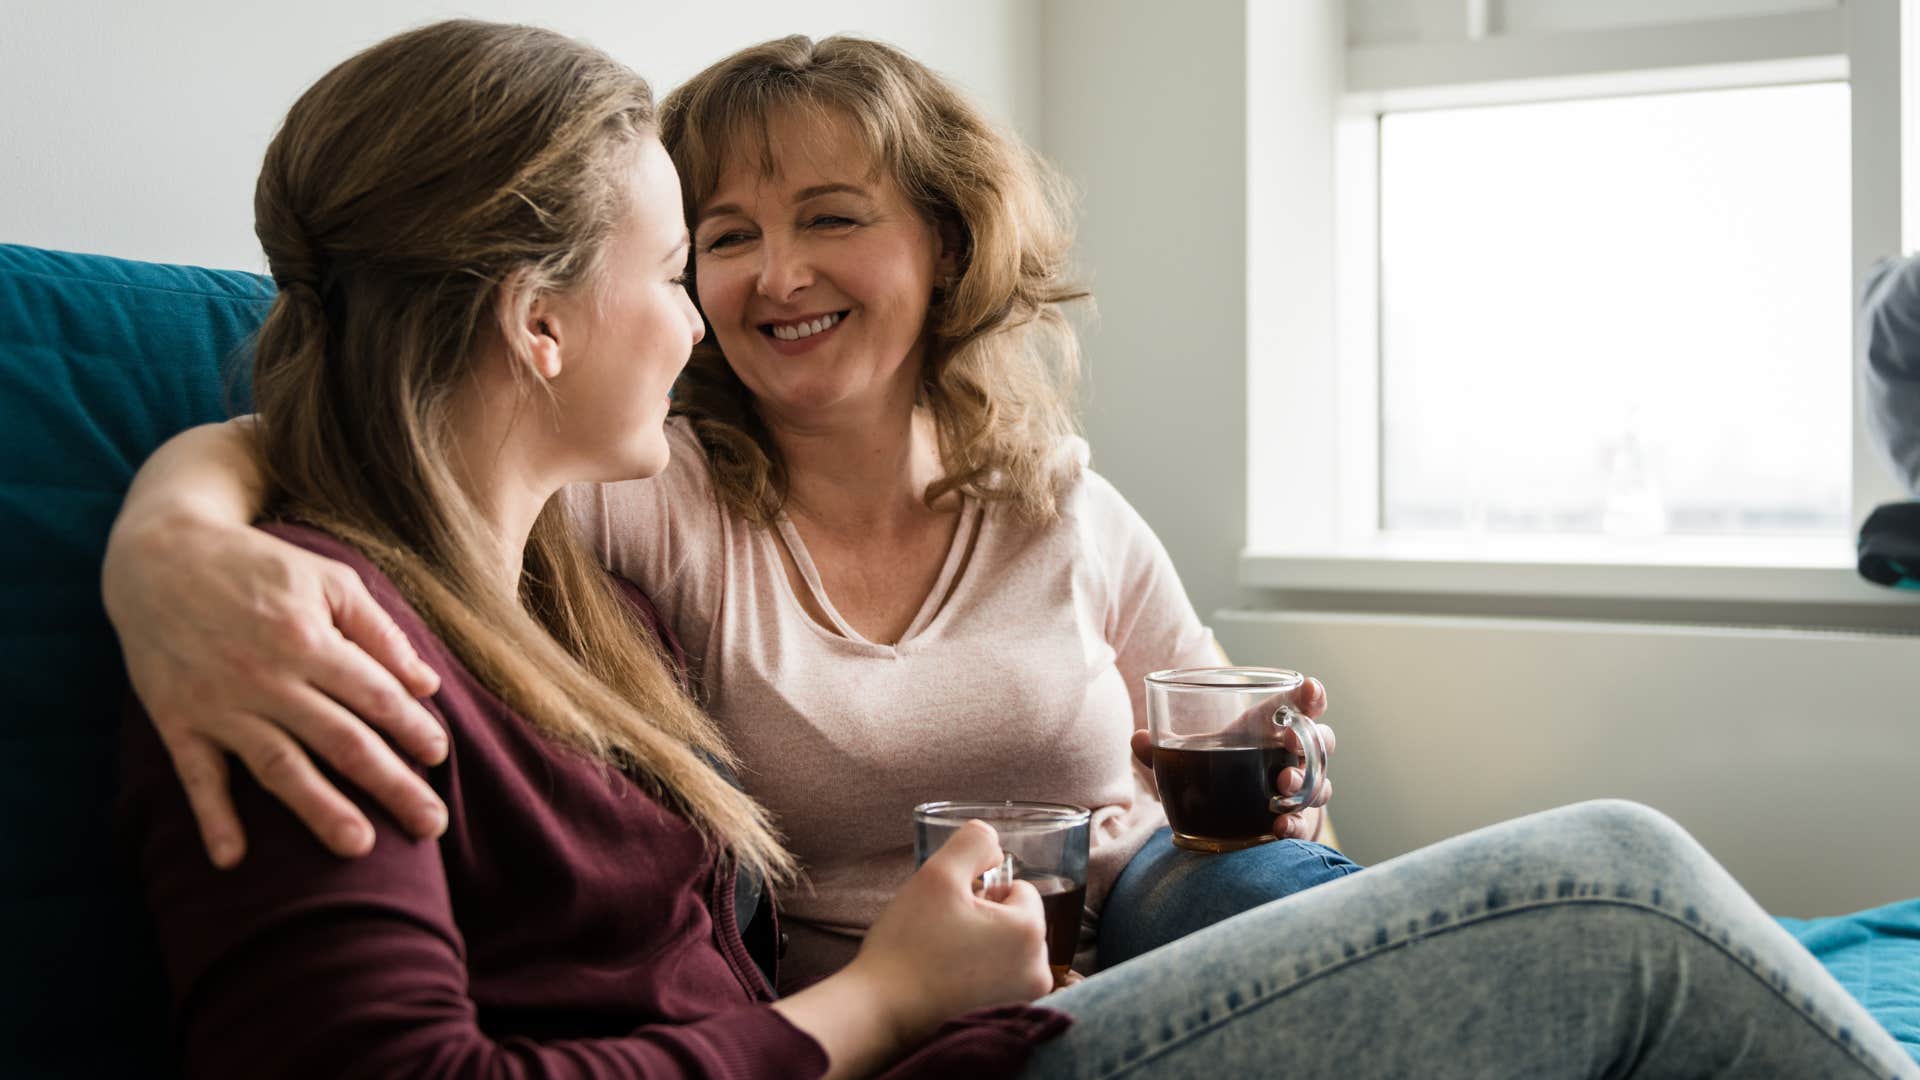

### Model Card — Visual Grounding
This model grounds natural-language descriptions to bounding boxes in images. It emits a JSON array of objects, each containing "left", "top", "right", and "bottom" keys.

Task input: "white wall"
[
  {"left": 1219, "top": 611, "right": 1920, "bottom": 917},
  {"left": 0, "top": 0, "right": 1041, "bottom": 273},
  {"left": 1040, "top": 0, "right": 1251, "bottom": 621}
]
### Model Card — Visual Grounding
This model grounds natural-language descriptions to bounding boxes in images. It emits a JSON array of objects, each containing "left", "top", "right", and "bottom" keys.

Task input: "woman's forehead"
[{"left": 704, "top": 105, "right": 888, "bottom": 202}]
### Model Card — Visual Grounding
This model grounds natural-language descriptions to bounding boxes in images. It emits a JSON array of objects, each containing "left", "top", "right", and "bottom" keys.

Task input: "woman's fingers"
[
  {"left": 324, "top": 560, "right": 439, "bottom": 697},
  {"left": 928, "top": 819, "right": 1005, "bottom": 884},
  {"left": 1277, "top": 809, "right": 1314, "bottom": 840},
  {"left": 163, "top": 731, "right": 245, "bottom": 868},
  {"left": 315, "top": 566, "right": 446, "bottom": 765},
  {"left": 303, "top": 628, "right": 447, "bottom": 769},
  {"left": 1232, "top": 677, "right": 1329, "bottom": 736},
  {"left": 995, "top": 877, "right": 1048, "bottom": 925},
  {"left": 1294, "top": 676, "right": 1328, "bottom": 719},
  {"left": 1279, "top": 763, "right": 1335, "bottom": 801},
  {"left": 1280, "top": 720, "right": 1337, "bottom": 762},
  {"left": 1129, "top": 729, "right": 1153, "bottom": 771},
  {"left": 229, "top": 720, "right": 377, "bottom": 858},
  {"left": 279, "top": 682, "right": 447, "bottom": 840}
]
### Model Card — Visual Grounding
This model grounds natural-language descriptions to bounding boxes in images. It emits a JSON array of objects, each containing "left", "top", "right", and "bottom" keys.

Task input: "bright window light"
[{"left": 1379, "top": 82, "right": 1852, "bottom": 538}]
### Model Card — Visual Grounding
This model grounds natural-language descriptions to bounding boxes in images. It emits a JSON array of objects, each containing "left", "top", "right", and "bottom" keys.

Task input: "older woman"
[{"left": 103, "top": 34, "right": 1346, "bottom": 984}]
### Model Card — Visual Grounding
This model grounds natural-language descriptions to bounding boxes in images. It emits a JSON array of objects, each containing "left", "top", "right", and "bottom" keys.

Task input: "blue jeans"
[
  {"left": 1023, "top": 801, "right": 1914, "bottom": 1079},
  {"left": 1098, "top": 828, "right": 1362, "bottom": 968}
]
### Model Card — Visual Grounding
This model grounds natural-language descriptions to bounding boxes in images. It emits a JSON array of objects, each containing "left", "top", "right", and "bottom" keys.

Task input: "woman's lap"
[
  {"left": 1026, "top": 801, "right": 1913, "bottom": 1080},
  {"left": 1097, "top": 826, "right": 1362, "bottom": 969}
]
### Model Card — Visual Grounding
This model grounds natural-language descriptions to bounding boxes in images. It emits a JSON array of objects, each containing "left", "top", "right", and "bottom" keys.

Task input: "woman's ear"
[
  {"left": 495, "top": 273, "right": 565, "bottom": 381},
  {"left": 523, "top": 293, "right": 565, "bottom": 381},
  {"left": 934, "top": 217, "right": 965, "bottom": 284}
]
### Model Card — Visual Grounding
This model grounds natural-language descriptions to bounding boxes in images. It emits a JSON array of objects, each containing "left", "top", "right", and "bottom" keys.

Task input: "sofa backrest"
[{"left": 0, "top": 244, "right": 269, "bottom": 1076}]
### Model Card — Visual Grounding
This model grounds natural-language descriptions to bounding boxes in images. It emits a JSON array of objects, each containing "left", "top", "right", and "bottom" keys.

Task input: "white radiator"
[{"left": 1214, "top": 609, "right": 1920, "bottom": 917}]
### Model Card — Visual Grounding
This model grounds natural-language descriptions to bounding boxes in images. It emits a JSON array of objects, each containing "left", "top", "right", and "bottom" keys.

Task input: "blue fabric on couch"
[
  {"left": 0, "top": 244, "right": 266, "bottom": 1077},
  {"left": 1780, "top": 901, "right": 1920, "bottom": 1066}
]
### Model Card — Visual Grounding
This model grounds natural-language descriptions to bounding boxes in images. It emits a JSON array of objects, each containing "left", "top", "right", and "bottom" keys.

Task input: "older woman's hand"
[
  {"left": 1129, "top": 675, "right": 1337, "bottom": 843},
  {"left": 104, "top": 510, "right": 449, "bottom": 867}
]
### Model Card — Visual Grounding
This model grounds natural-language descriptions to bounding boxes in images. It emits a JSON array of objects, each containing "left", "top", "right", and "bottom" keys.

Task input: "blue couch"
[
  {"left": 2, "top": 242, "right": 1915, "bottom": 1074},
  {"left": 1, "top": 244, "right": 265, "bottom": 1077}
]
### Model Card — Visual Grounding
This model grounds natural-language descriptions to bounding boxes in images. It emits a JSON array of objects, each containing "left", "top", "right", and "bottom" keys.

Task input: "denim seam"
[{"left": 1093, "top": 895, "right": 1905, "bottom": 1080}]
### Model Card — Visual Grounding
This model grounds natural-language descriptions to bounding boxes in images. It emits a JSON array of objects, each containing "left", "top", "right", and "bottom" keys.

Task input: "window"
[
  {"left": 1243, "top": 0, "right": 1914, "bottom": 606},
  {"left": 1378, "top": 83, "right": 1852, "bottom": 540}
]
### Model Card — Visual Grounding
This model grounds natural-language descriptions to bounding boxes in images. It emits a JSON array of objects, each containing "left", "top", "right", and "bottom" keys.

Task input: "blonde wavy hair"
[
  {"left": 249, "top": 20, "right": 794, "bottom": 885},
  {"left": 660, "top": 34, "right": 1091, "bottom": 524}
]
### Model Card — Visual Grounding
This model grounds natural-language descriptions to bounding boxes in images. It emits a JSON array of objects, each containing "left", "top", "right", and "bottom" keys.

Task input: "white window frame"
[{"left": 1243, "top": 0, "right": 1917, "bottom": 609}]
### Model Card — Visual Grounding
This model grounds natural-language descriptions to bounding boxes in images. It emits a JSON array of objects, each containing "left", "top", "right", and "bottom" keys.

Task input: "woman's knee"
[{"left": 1541, "top": 798, "right": 1717, "bottom": 877}]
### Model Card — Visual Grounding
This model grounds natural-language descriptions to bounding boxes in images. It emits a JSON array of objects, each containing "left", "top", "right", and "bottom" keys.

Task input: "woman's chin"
[
  {"left": 752, "top": 377, "right": 891, "bottom": 424},
  {"left": 587, "top": 439, "right": 671, "bottom": 485}
]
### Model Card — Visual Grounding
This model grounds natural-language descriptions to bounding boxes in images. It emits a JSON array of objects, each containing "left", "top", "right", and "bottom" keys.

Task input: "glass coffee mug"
[
  {"left": 913, "top": 800, "right": 1090, "bottom": 985},
  {"left": 1146, "top": 666, "right": 1328, "bottom": 853}
]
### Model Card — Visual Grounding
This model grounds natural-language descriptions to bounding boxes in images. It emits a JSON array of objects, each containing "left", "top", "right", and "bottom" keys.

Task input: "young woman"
[
  {"left": 116, "top": 19, "right": 1915, "bottom": 1079},
  {"left": 104, "top": 34, "right": 1349, "bottom": 983}
]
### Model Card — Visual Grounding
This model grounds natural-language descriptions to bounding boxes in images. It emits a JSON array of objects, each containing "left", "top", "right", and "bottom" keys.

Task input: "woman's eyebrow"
[
  {"left": 661, "top": 233, "right": 690, "bottom": 265},
  {"left": 696, "top": 183, "right": 872, "bottom": 224},
  {"left": 793, "top": 182, "right": 870, "bottom": 201}
]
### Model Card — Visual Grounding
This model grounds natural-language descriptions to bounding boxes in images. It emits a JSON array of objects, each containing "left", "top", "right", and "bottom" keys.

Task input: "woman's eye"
[
  {"left": 808, "top": 215, "right": 856, "bottom": 229},
  {"left": 670, "top": 272, "right": 692, "bottom": 288},
  {"left": 703, "top": 231, "right": 749, "bottom": 252}
]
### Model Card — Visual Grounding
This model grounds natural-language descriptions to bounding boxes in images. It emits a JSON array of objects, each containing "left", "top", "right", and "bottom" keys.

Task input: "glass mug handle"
[
  {"left": 976, "top": 851, "right": 1017, "bottom": 896},
  {"left": 1268, "top": 703, "right": 1325, "bottom": 814}
]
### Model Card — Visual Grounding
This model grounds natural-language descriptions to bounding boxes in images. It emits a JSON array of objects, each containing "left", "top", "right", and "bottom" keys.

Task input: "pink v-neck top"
[{"left": 565, "top": 419, "right": 1216, "bottom": 986}]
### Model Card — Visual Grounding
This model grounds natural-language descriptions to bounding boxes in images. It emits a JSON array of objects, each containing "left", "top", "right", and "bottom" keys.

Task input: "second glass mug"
[
  {"left": 1145, "top": 666, "right": 1329, "bottom": 853},
  {"left": 912, "top": 800, "right": 1090, "bottom": 986}
]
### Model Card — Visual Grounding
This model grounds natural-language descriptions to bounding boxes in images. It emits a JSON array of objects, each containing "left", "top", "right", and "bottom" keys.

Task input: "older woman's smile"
[{"left": 760, "top": 309, "right": 850, "bottom": 354}]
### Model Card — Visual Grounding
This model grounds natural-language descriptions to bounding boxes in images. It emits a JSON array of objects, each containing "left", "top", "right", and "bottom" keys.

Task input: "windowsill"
[{"left": 1241, "top": 534, "right": 1918, "bottom": 608}]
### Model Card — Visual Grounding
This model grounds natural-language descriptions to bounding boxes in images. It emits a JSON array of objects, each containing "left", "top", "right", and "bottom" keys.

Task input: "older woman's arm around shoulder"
[{"left": 103, "top": 417, "right": 450, "bottom": 865}]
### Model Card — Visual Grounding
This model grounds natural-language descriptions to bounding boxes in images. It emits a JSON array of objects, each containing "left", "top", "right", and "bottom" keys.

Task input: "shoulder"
[
  {"left": 992, "top": 439, "right": 1163, "bottom": 568},
  {"left": 604, "top": 574, "right": 689, "bottom": 677},
  {"left": 258, "top": 522, "right": 420, "bottom": 626},
  {"left": 580, "top": 416, "right": 718, "bottom": 518},
  {"left": 254, "top": 523, "right": 464, "bottom": 688},
  {"left": 1048, "top": 440, "right": 1145, "bottom": 534},
  {"left": 258, "top": 521, "right": 686, "bottom": 687},
  {"left": 662, "top": 415, "right": 716, "bottom": 493}
]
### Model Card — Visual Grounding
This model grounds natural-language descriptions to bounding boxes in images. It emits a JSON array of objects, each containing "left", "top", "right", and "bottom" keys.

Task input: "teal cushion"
[
  {"left": 1779, "top": 901, "right": 1920, "bottom": 1066},
  {"left": 0, "top": 244, "right": 269, "bottom": 1077}
]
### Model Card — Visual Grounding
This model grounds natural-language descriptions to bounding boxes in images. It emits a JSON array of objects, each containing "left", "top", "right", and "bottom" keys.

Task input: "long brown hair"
[
  {"left": 249, "top": 19, "right": 794, "bottom": 884},
  {"left": 661, "top": 35, "right": 1091, "bottom": 524}
]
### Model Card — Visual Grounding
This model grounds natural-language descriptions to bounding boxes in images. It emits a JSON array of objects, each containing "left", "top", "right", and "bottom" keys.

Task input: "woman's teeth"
[{"left": 770, "top": 312, "right": 842, "bottom": 341}]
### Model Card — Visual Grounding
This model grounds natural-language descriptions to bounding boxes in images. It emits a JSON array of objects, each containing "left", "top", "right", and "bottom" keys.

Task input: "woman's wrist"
[
  {"left": 772, "top": 961, "right": 930, "bottom": 1080},
  {"left": 103, "top": 505, "right": 206, "bottom": 626}
]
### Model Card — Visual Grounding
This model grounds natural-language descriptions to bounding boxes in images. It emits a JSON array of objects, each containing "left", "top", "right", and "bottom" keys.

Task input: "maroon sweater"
[{"left": 118, "top": 524, "right": 1066, "bottom": 1078}]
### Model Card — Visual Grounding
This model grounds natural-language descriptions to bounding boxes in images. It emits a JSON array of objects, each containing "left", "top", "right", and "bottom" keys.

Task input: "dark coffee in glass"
[
  {"left": 913, "top": 801, "right": 1091, "bottom": 985},
  {"left": 1153, "top": 735, "right": 1301, "bottom": 852},
  {"left": 1145, "top": 667, "right": 1328, "bottom": 853}
]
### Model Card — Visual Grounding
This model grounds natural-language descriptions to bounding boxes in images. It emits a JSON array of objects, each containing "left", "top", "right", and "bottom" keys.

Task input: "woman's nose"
[{"left": 755, "top": 237, "right": 813, "bottom": 303}]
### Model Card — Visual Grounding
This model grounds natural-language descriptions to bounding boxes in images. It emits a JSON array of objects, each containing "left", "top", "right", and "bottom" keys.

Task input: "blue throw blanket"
[{"left": 1779, "top": 899, "right": 1920, "bottom": 1065}]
